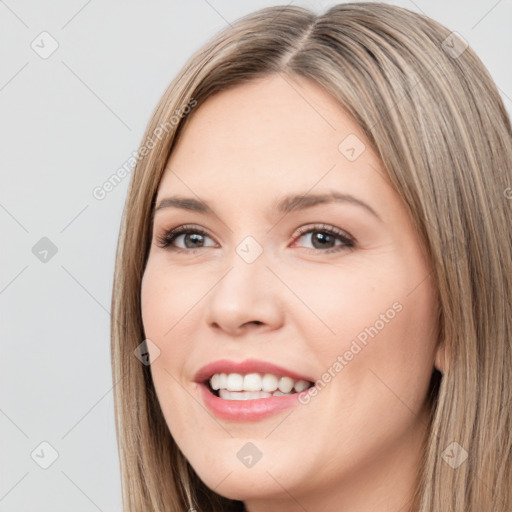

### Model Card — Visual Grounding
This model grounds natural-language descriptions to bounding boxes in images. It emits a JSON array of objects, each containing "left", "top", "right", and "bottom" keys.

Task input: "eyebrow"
[{"left": 153, "top": 191, "right": 381, "bottom": 221}]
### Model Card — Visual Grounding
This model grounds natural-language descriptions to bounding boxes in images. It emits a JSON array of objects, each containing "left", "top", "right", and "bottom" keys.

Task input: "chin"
[
  {"left": 202, "top": 471, "right": 291, "bottom": 502},
  {"left": 190, "top": 451, "right": 301, "bottom": 502}
]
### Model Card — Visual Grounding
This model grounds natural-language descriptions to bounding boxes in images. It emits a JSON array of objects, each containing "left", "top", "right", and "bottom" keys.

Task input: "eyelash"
[{"left": 155, "top": 223, "right": 355, "bottom": 254}]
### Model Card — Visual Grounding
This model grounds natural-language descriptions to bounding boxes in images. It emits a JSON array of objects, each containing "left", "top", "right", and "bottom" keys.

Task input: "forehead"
[
  {"left": 169, "top": 74, "right": 363, "bottom": 162},
  {"left": 156, "top": 74, "right": 391, "bottom": 215}
]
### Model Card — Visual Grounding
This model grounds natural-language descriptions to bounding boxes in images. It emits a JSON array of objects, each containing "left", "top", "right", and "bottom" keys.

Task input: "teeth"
[
  {"left": 226, "top": 373, "right": 244, "bottom": 391},
  {"left": 278, "top": 376, "right": 294, "bottom": 393},
  {"left": 209, "top": 372, "right": 311, "bottom": 394},
  {"left": 219, "top": 390, "right": 273, "bottom": 400},
  {"left": 294, "top": 380, "right": 310, "bottom": 392},
  {"left": 262, "top": 373, "right": 278, "bottom": 392},
  {"left": 210, "top": 374, "right": 220, "bottom": 390},
  {"left": 243, "top": 373, "right": 262, "bottom": 391}
]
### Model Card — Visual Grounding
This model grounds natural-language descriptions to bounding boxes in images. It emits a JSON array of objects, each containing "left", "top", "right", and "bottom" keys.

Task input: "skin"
[{"left": 140, "top": 73, "right": 445, "bottom": 512}]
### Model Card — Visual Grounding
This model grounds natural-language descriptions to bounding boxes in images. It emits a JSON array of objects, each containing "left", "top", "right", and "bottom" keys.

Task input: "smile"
[
  {"left": 194, "top": 359, "right": 316, "bottom": 421},
  {"left": 208, "top": 372, "right": 312, "bottom": 400}
]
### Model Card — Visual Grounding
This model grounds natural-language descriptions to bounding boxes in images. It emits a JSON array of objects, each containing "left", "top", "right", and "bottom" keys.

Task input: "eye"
[
  {"left": 155, "top": 224, "right": 216, "bottom": 252},
  {"left": 155, "top": 223, "right": 355, "bottom": 254},
  {"left": 291, "top": 224, "right": 355, "bottom": 254}
]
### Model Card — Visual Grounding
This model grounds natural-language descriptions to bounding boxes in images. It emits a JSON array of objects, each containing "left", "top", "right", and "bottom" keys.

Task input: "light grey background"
[{"left": 1, "top": 0, "right": 510, "bottom": 510}]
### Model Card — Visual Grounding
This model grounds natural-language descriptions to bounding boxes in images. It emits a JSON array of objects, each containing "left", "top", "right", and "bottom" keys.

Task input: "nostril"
[{"left": 242, "top": 320, "right": 263, "bottom": 328}]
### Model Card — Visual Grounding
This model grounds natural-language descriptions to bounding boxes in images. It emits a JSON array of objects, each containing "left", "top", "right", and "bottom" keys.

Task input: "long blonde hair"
[{"left": 110, "top": 3, "right": 512, "bottom": 511}]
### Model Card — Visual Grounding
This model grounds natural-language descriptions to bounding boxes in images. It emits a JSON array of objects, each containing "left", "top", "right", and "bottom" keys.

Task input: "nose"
[{"left": 204, "top": 246, "right": 284, "bottom": 336}]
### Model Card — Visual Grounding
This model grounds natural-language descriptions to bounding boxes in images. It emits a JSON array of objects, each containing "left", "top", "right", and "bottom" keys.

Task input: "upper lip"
[{"left": 194, "top": 358, "right": 315, "bottom": 384}]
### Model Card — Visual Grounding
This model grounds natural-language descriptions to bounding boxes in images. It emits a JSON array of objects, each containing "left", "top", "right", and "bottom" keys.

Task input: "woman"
[{"left": 110, "top": 3, "right": 512, "bottom": 511}]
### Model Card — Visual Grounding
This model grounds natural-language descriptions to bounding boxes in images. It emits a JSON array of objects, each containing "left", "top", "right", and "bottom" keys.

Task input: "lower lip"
[{"left": 197, "top": 383, "right": 308, "bottom": 421}]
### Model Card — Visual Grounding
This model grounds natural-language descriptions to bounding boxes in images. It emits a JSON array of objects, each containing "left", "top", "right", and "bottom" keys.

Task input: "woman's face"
[{"left": 141, "top": 74, "right": 444, "bottom": 511}]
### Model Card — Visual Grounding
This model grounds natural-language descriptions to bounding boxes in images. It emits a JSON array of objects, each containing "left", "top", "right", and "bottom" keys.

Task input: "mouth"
[
  {"left": 205, "top": 372, "right": 314, "bottom": 400},
  {"left": 194, "top": 359, "right": 316, "bottom": 420}
]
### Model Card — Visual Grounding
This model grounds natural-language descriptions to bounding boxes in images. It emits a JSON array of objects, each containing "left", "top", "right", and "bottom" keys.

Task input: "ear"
[{"left": 434, "top": 340, "right": 446, "bottom": 374}]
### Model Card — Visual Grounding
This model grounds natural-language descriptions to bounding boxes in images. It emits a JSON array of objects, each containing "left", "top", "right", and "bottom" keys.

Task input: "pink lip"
[
  {"left": 193, "top": 358, "right": 315, "bottom": 422},
  {"left": 194, "top": 358, "right": 315, "bottom": 384},
  {"left": 197, "top": 382, "right": 310, "bottom": 421}
]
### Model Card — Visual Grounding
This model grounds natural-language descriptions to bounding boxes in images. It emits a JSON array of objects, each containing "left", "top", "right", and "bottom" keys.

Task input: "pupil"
[
  {"left": 185, "top": 233, "right": 203, "bottom": 248},
  {"left": 312, "top": 232, "right": 334, "bottom": 249}
]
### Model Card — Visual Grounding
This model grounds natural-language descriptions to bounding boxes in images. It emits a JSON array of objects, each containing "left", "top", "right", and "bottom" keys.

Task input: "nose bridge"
[
  {"left": 205, "top": 233, "right": 282, "bottom": 333},
  {"left": 217, "top": 207, "right": 278, "bottom": 279},
  {"left": 235, "top": 234, "right": 266, "bottom": 266},
  {"left": 216, "top": 233, "right": 270, "bottom": 305}
]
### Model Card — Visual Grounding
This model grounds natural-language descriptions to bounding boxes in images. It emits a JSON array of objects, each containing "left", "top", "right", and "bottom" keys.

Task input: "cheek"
[
  {"left": 140, "top": 264, "right": 202, "bottom": 432},
  {"left": 140, "top": 259, "right": 213, "bottom": 395},
  {"left": 292, "top": 251, "right": 438, "bottom": 410},
  {"left": 140, "top": 259, "right": 203, "bottom": 340},
  {"left": 280, "top": 256, "right": 420, "bottom": 356},
  {"left": 291, "top": 268, "right": 437, "bottom": 474},
  {"left": 140, "top": 262, "right": 190, "bottom": 381}
]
